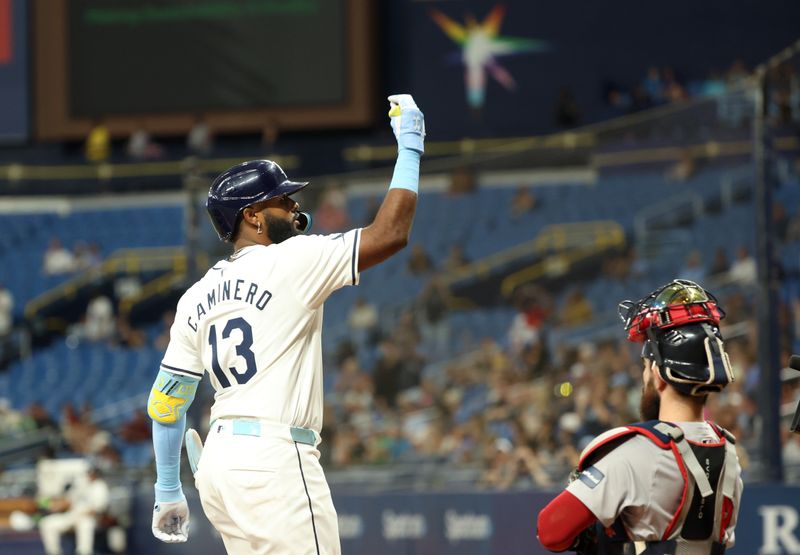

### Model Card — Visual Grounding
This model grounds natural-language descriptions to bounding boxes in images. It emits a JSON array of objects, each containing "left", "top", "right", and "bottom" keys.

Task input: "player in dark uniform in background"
[{"left": 538, "top": 279, "right": 743, "bottom": 554}]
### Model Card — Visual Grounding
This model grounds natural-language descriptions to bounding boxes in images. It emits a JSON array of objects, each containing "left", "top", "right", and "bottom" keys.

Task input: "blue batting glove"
[{"left": 388, "top": 94, "right": 425, "bottom": 154}]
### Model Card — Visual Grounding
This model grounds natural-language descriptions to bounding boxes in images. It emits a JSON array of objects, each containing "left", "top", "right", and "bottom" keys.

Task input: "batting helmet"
[
  {"left": 619, "top": 279, "right": 734, "bottom": 396},
  {"left": 206, "top": 160, "right": 309, "bottom": 241}
]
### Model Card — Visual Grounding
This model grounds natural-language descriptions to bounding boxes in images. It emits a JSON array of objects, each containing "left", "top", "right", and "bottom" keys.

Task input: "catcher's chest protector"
[{"left": 578, "top": 420, "right": 737, "bottom": 555}]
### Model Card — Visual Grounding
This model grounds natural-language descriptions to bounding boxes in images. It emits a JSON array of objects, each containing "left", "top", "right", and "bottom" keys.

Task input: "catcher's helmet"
[
  {"left": 206, "top": 160, "right": 309, "bottom": 241},
  {"left": 619, "top": 279, "right": 734, "bottom": 396}
]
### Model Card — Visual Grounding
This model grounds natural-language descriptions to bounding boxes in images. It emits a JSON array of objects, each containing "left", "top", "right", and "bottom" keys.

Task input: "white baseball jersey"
[
  {"left": 567, "top": 421, "right": 743, "bottom": 545},
  {"left": 160, "top": 229, "right": 361, "bottom": 432}
]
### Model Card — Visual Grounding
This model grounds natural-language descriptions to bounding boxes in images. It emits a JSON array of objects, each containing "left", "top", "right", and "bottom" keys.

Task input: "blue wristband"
[{"left": 389, "top": 147, "right": 421, "bottom": 194}]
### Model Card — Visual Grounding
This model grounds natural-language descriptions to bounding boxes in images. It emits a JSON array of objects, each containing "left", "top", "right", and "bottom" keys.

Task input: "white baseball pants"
[{"left": 195, "top": 420, "right": 340, "bottom": 555}]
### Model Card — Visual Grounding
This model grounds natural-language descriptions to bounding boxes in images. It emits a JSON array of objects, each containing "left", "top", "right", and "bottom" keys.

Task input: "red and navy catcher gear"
[
  {"left": 619, "top": 280, "right": 734, "bottom": 396},
  {"left": 577, "top": 420, "right": 738, "bottom": 554},
  {"left": 206, "top": 160, "right": 312, "bottom": 241}
]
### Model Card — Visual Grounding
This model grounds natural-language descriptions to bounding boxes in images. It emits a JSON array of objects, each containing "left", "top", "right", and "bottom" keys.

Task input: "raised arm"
[{"left": 359, "top": 94, "right": 425, "bottom": 272}]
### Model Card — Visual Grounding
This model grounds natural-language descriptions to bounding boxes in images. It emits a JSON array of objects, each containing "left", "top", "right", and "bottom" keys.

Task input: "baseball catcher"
[{"left": 537, "top": 279, "right": 743, "bottom": 555}]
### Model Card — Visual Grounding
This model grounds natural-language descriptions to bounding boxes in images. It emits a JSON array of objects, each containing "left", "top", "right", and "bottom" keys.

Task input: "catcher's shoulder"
[{"left": 578, "top": 425, "right": 655, "bottom": 470}]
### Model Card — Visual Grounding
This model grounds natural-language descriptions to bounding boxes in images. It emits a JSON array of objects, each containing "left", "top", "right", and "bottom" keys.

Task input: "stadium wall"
[{"left": 126, "top": 485, "right": 800, "bottom": 554}]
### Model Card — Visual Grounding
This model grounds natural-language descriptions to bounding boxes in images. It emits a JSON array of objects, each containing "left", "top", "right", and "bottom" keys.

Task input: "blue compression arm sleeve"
[
  {"left": 389, "top": 147, "right": 421, "bottom": 194},
  {"left": 153, "top": 416, "right": 187, "bottom": 502},
  {"left": 147, "top": 370, "right": 200, "bottom": 503}
]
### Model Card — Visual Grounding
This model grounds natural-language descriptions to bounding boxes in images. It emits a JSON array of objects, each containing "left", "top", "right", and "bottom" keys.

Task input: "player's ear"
[
  {"left": 242, "top": 206, "right": 258, "bottom": 226},
  {"left": 651, "top": 362, "right": 668, "bottom": 391}
]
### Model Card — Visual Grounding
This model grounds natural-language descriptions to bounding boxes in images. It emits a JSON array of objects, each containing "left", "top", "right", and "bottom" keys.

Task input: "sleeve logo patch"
[{"left": 578, "top": 466, "right": 605, "bottom": 489}]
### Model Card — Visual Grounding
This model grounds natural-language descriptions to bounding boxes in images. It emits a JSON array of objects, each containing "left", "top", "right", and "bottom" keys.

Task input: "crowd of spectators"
[
  {"left": 602, "top": 60, "right": 753, "bottom": 117},
  {"left": 0, "top": 398, "right": 148, "bottom": 476},
  {"left": 313, "top": 276, "right": 769, "bottom": 490},
  {"left": 42, "top": 238, "right": 103, "bottom": 277},
  {"left": 2, "top": 233, "right": 798, "bottom": 492}
]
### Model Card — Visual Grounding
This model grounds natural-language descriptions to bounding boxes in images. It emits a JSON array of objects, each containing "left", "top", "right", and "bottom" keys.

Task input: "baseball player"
[
  {"left": 146, "top": 94, "right": 425, "bottom": 554},
  {"left": 537, "top": 279, "right": 743, "bottom": 554}
]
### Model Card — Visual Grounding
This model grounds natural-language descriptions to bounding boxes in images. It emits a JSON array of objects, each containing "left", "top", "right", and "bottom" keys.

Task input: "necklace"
[{"left": 229, "top": 244, "right": 255, "bottom": 260}]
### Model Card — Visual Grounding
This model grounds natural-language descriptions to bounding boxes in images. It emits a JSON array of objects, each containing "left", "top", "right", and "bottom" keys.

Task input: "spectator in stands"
[
  {"left": 83, "top": 294, "right": 115, "bottom": 343},
  {"left": 60, "top": 403, "right": 89, "bottom": 454},
  {"left": 393, "top": 308, "right": 423, "bottom": 358},
  {"left": 510, "top": 187, "right": 538, "bottom": 220},
  {"left": 24, "top": 403, "right": 57, "bottom": 432},
  {"left": 43, "top": 238, "right": 76, "bottom": 275},
  {"left": 315, "top": 183, "right": 350, "bottom": 232},
  {"left": 662, "top": 66, "right": 688, "bottom": 102},
  {"left": 508, "top": 285, "right": 550, "bottom": 358},
  {"left": 442, "top": 243, "right": 470, "bottom": 273},
  {"left": 602, "top": 251, "right": 633, "bottom": 281},
  {"left": 187, "top": 114, "right": 213, "bottom": 156},
  {"left": 726, "top": 59, "right": 749, "bottom": 86},
  {"left": 373, "top": 339, "right": 410, "bottom": 409},
  {"left": 666, "top": 148, "right": 696, "bottom": 181},
  {"left": 332, "top": 356, "right": 365, "bottom": 402},
  {"left": 559, "top": 289, "right": 594, "bottom": 328},
  {"left": 449, "top": 166, "right": 477, "bottom": 195},
  {"left": 153, "top": 310, "right": 175, "bottom": 351},
  {"left": 729, "top": 245, "right": 757, "bottom": 285},
  {"left": 0, "top": 283, "right": 12, "bottom": 337},
  {"left": 261, "top": 117, "right": 281, "bottom": 155},
  {"left": 0, "top": 398, "right": 22, "bottom": 437},
  {"left": 73, "top": 241, "right": 102, "bottom": 272},
  {"left": 126, "top": 124, "right": 164, "bottom": 160},
  {"left": 407, "top": 244, "right": 435, "bottom": 275},
  {"left": 116, "top": 316, "right": 145, "bottom": 348},
  {"left": 786, "top": 207, "right": 800, "bottom": 243},
  {"left": 642, "top": 67, "right": 665, "bottom": 105},
  {"left": 84, "top": 119, "right": 110, "bottom": 164},
  {"left": 418, "top": 275, "right": 451, "bottom": 358},
  {"left": 709, "top": 247, "right": 730, "bottom": 277},
  {"left": 630, "top": 83, "right": 653, "bottom": 112},
  {"left": 553, "top": 87, "right": 581, "bottom": 128},
  {"left": 330, "top": 423, "right": 363, "bottom": 467},
  {"left": 774, "top": 202, "right": 790, "bottom": 242},
  {"left": 119, "top": 410, "right": 152, "bottom": 443},
  {"left": 627, "top": 247, "right": 649, "bottom": 279},
  {"left": 478, "top": 437, "right": 518, "bottom": 489},
  {"left": 39, "top": 466, "right": 110, "bottom": 555},
  {"left": 114, "top": 275, "right": 141, "bottom": 302},
  {"left": 604, "top": 82, "right": 632, "bottom": 116},
  {"left": 348, "top": 297, "right": 380, "bottom": 350},
  {"left": 679, "top": 249, "right": 706, "bottom": 283},
  {"left": 783, "top": 428, "right": 800, "bottom": 469}
]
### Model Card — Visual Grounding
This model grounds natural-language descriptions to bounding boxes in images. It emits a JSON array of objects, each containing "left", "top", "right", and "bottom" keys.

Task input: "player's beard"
[
  {"left": 639, "top": 377, "right": 661, "bottom": 421},
  {"left": 266, "top": 214, "right": 300, "bottom": 244}
]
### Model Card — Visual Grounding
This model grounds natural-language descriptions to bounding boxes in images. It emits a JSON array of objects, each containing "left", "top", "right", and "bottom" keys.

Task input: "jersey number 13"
[{"left": 208, "top": 317, "right": 257, "bottom": 387}]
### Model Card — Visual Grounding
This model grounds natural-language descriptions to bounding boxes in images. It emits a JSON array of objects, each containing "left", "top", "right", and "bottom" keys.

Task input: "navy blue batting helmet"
[{"left": 206, "top": 160, "right": 309, "bottom": 241}]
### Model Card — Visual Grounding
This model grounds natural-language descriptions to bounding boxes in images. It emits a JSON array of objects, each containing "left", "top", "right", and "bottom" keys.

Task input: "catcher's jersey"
[
  {"left": 567, "top": 421, "right": 743, "bottom": 545},
  {"left": 161, "top": 230, "right": 361, "bottom": 432}
]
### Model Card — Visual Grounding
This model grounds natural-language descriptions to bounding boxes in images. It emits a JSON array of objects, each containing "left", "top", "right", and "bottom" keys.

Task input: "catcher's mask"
[{"left": 618, "top": 279, "right": 734, "bottom": 396}]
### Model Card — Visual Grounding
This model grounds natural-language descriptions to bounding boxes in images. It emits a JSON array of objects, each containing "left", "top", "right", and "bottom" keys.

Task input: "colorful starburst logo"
[{"left": 429, "top": 4, "right": 548, "bottom": 108}]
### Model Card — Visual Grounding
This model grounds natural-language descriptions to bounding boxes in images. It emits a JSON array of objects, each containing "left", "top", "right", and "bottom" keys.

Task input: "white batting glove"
[
  {"left": 152, "top": 498, "right": 190, "bottom": 543},
  {"left": 388, "top": 94, "right": 425, "bottom": 154}
]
